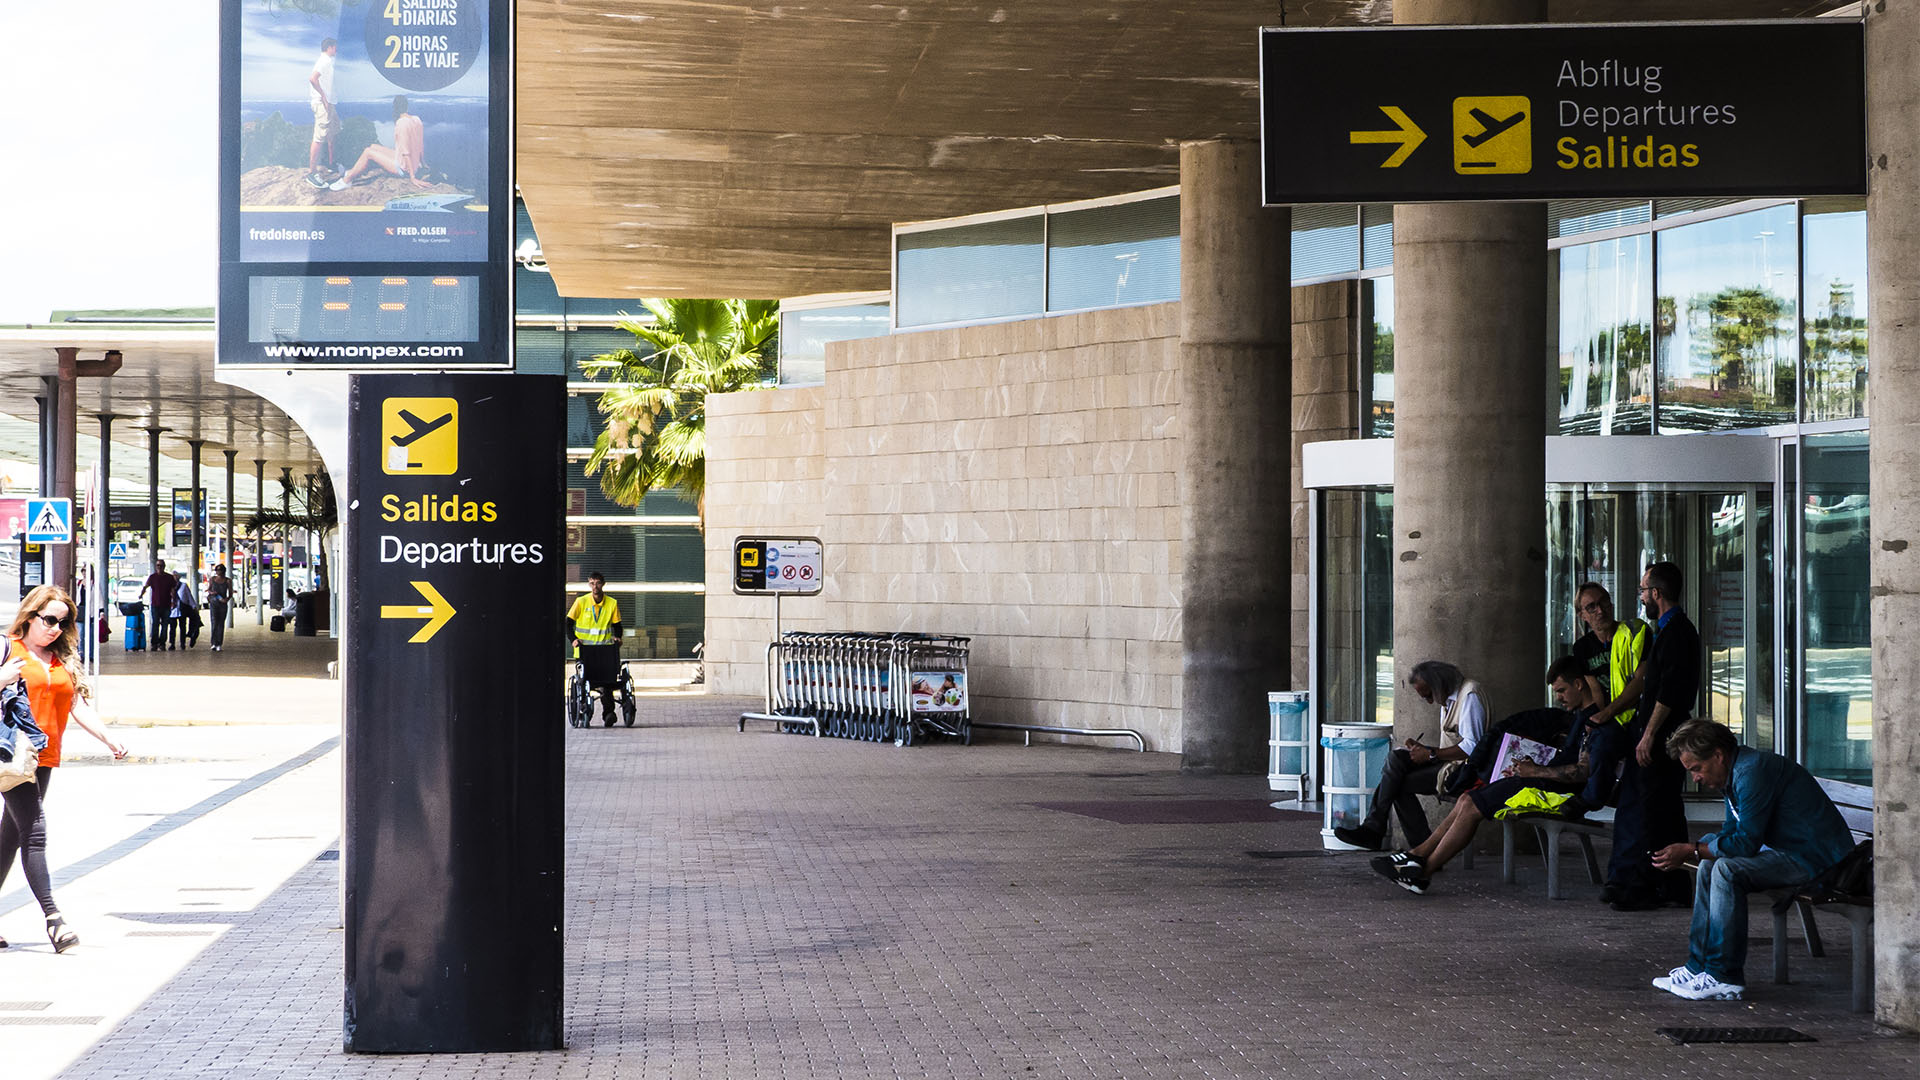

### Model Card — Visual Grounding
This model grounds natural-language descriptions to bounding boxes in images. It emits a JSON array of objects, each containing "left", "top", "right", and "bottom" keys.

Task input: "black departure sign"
[
  {"left": 1260, "top": 21, "right": 1865, "bottom": 205},
  {"left": 344, "top": 372, "right": 564, "bottom": 1052},
  {"left": 218, "top": 0, "right": 510, "bottom": 366}
]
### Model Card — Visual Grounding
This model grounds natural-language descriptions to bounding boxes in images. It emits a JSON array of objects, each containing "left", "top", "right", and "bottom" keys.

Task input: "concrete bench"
[{"left": 1769, "top": 777, "right": 1874, "bottom": 1013}]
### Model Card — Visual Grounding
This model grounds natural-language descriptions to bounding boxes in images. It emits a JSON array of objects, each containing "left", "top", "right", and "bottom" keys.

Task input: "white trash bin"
[
  {"left": 1267, "top": 691, "right": 1313, "bottom": 795},
  {"left": 1320, "top": 722, "right": 1393, "bottom": 850}
]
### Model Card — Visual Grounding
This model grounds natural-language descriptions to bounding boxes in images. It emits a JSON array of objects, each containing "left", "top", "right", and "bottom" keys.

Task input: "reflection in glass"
[
  {"left": 1365, "top": 276, "right": 1394, "bottom": 438},
  {"left": 779, "top": 303, "right": 892, "bottom": 387},
  {"left": 1801, "top": 434, "right": 1871, "bottom": 783},
  {"left": 1699, "top": 491, "right": 1773, "bottom": 751},
  {"left": 895, "top": 215, "right": 1045, "bottom": 328},
  {"left": 1319, "top": 490, "right": 1394, "bottom": 726},
  {"left": 1656, "top": 205, "right": 1798, "bottom": 431},
  {"left": 1559, "top": 236, "right": 1652, "bottom": 435},
  {"left": 1047, "top": 196, "right": 1179, "bottom": 312},
  {"left": 1802, "top": 207, "right": 1869, "bottom": 423}
]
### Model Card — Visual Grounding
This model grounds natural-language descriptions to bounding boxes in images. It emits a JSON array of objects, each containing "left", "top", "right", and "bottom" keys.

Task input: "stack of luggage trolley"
[
  {"left": 746, "top": 631, "right": 971, "bottom": 747},
  {"left": 567, "top": 642, "right": 638, "bottom": 728}
]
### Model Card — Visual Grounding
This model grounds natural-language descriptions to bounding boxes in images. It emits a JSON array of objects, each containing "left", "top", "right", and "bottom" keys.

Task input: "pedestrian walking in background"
[
  {"left": 1, "top": 585, "right": 128, "bottom": 952},
  {"left": 206, "top": 565, "right": 233, "bottom": 652},
  {"left": 138, "top": 559, "right": 176, "bottom": 652},
  {"left": 176, "top": 575, "right": 202, "bottom": 649}
]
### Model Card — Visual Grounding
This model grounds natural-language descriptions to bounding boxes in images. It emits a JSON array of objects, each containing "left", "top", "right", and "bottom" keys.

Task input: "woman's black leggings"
[{"left": 0, "top": 766, "right": 56, "bottom": 916}]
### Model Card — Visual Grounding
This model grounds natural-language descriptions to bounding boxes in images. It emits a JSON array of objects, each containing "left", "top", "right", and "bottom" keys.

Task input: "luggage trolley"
[
  {"left": 567, "top": 642, "right": 637, "bottom": 728},
  {"left": 898, "top": 634, "right": 971, "bottom": 746},
  {"left": 743, "top": 630, "right": 970, "bottom": 747}
]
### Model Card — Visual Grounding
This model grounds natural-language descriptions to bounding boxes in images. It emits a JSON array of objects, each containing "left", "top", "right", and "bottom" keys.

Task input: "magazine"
[{"left": 1485, "top": 732, "right": 1560, "bottom": 782}]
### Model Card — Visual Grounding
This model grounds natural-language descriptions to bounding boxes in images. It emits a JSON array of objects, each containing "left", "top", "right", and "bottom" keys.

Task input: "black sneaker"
[
  {"left": 1391, "top": 862, "right": 1432, "bottom": 894},
  {"left": 1367, "top": 853, "right": 1428, "bottom": 880},
  {"left": 1332, "top": 825, "right": 1386, "bottom": 851},
  {"left": 306, "top": 172, "right": 331, "bottom": 189},
  {"left": 1598, "top": 883, "right": 1623, "bottom": 904},
  {"left": 1609, "top": 891, "right": 1663, "bottom": 912},
  {"left": 1555, "top": 796, "right": 1592, "bottom": 819}
]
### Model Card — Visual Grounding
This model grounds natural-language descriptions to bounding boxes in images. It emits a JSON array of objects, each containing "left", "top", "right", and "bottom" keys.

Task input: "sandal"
[{"left": 46, "top": 913, "right": 77, "bottom": 953}]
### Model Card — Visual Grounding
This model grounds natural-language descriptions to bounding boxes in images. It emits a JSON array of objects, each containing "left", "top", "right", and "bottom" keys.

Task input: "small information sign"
[{"left": 733, "top": 536, "right": 824, "bottom": 596}]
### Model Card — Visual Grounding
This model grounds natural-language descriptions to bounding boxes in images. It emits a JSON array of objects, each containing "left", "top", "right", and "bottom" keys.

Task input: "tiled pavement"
[{"left": 61, "top": 697, "right": 1919, "bottom": 1078}]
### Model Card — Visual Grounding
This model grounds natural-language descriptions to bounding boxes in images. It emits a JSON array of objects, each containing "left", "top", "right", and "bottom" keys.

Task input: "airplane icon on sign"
[
  {"left": 391, "top": 410, "right": 453, "bottom": 447},
  {"left": 1461, "top": 107, "right": 1526, "bottom": 148}
]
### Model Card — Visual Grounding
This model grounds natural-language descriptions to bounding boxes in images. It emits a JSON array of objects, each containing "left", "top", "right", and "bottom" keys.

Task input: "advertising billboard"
[{"left": 219, "top": 0, "right": 510, "bottom": 368}]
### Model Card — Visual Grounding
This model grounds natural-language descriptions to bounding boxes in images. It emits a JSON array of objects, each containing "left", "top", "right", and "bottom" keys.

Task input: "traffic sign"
[
  {"left": 24, "top": 498, "right": 72, "bottom": 544},
  {"left": 734, "top": 537, "right": 824, "bottom": 597},
  {"left": 108, "top": 542, "right": 130, "bottom": 560},
  {"left": 1260, "top": 21, "right": 1865, "bottom": 204}
]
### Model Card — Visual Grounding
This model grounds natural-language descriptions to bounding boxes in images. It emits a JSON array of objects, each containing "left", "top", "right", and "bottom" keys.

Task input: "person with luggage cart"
[{"left": 567, "top": 572, "right": 635, "bottom": 727}]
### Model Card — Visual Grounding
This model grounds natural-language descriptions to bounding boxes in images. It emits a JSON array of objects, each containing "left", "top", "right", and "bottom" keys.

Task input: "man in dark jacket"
[
  {"left": 1649, "top": 719, "right": 1857, "bottom": 1002},
  {"left": 1599, "top": 561, "right": 1698, "bottom": 910}
]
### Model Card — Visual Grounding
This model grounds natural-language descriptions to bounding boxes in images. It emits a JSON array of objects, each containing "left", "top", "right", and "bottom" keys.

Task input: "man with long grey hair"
[{"left": 1332, "top": 660, "right": 1489, "bottom": 852}]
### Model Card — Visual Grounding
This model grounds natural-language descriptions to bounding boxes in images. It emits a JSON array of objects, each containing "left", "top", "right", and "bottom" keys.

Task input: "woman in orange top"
[{"left": 1, "top": 585, "right": 126, "bottom": 952}]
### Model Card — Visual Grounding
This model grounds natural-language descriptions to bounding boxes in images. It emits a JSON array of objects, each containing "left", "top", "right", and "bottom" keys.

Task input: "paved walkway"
[{"left": 15, "top": 695, "right": 1919, "bottom": 1078}]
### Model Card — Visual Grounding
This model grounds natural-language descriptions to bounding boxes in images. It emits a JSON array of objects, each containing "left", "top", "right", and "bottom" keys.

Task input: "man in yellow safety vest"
[{"left": 567, "top": 572, "right": 623, "bottom": 720}]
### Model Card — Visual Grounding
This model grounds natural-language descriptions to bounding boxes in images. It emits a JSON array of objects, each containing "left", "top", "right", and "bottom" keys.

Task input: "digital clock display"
[{"left": 248, "top": 275, "right": 479, "bottom": 344}]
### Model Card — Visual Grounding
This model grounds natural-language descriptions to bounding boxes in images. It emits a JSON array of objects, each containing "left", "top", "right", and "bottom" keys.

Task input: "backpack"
[{"left": 1775, "top": 839, "right": 1873, "bottom": 911}]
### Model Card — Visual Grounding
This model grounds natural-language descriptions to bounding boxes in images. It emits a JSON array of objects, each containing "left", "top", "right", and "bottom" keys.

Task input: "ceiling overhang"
[{"left": 515, "top": 1, "right": 1830, "bottom": 300}]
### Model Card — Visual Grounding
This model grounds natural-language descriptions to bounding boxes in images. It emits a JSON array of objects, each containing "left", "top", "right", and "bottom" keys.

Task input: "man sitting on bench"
[
  {"left": 1373, "top": 657, "right": 1610, "bottom": 894},
  {"left": 1648, "top": 720, "right": 1857, "bottom": 1002}
]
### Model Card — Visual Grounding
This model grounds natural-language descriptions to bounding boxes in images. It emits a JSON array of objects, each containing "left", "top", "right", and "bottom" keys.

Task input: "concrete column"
[
  {"left": 1390, "top": 0, "right": 1548, "bottom": 742},
  {"left": 97, "top": 415, "right": 118, "bottom": 611},
  {"left": 1178, "top": 138, "right": 1291, "bottom": 773},
  {"left": 224, "top": 449, "right": 238, "bottom": 627},
  {"left": 50, "top": 349, "right": 78, "bottom": 592},
  {"left": 254, "top": 459, "right": 267, "bottom": 623},
  {"left": 146, "top": 427, "right": 164, "bottom": 571},
  {"left": 1866, "top": 0, "right": 1920, "bottom": 1035},
  {"left": 188, "top": 441, "right": 205, "bottom": 577}
]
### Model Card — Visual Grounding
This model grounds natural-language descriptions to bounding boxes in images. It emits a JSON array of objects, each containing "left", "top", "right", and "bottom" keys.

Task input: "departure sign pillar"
[{"left": 343, "top": 373, "right": 564, "bottom": 1052}]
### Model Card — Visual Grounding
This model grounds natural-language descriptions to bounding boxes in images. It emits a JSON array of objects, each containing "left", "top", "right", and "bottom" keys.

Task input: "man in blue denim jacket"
[{"left": 1648, "top": 719, "right": 1857, "bottom": 1001}]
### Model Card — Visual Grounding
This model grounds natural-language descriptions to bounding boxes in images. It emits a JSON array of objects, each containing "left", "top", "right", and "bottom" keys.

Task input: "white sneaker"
[
  {"left": 1675, "top": 973, "right": 1745, "bottom": 1001},
  {"left": 328, "top": 178, "right": 349, "bottom": 191},
  {"left": 1652, "top": 966, "right": 1704, "bottom": 995}
]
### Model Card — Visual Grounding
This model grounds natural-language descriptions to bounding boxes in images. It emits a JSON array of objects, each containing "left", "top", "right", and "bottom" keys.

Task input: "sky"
[{"left": 0, "top": 2, "right": 219, "bottom": 321}]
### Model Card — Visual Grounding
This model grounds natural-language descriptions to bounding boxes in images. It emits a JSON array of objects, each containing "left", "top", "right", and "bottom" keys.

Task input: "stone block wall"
[
  {"left": 823, "top": 304, "right": 1184, "bottom": 750},
  {"left": 704, "top": 288, "right": 1360, "bottom": 754},
  {"left": 704, "top": 385, "right": 828, "bottom": 695}
]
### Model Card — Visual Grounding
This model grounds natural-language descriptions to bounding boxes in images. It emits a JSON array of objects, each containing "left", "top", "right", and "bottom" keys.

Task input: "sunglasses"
[{"left": 33, "top": 613, "right": 74, "bottom": 631}]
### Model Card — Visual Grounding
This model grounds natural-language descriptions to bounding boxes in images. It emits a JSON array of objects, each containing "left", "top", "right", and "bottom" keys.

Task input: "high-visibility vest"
[{"left": 568, "top": 594, "right": 619, "bottom": 645}]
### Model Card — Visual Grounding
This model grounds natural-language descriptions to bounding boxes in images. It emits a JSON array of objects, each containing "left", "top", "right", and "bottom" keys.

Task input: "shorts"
[
  {"left": 1468, "top": 775, "right": 1584, "bottom": 819},
  {"left": 311, "top": 94, "right": 337, "bottom": 142}
]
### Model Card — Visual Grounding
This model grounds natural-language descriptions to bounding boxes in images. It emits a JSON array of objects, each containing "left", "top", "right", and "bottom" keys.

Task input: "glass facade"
[
  {"left": 1800, "top": 433, "right": 1870, "bottom": 784},
  {"left": 1802, "top": 206, "right": 1869, "bottom": 423},
  {"left": 895, "top": 215, "right": 1045, "bottom": 328},
  {"left": 778, "top": 302, "right": 892, "bottom": 387},
  {"left": 1046, "top": 196, "right": 1180, "bottom": 312},
  {"left": 1317, "top": 490, "right": 1394, "bottom": 727},
  {"left": 517, "top": 200, "right": 705, "bottom": 660},
  {"left": 1557, "top": 235, "right": 1652, "bottom": 435},
  {"left": 1364, "top": 276, "right": 1394, "bottom": 439},
  {"left": 1655, "top": 204, "right": 1798, "bottom": 432}
]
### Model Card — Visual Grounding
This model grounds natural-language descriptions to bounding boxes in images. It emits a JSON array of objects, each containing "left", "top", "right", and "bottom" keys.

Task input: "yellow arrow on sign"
[
  {"left": 380, "top": 581, "right": 456, "bottom": 643},
  {"left": 1349, "top": 106, "right": 1427, "bottom": 168}
]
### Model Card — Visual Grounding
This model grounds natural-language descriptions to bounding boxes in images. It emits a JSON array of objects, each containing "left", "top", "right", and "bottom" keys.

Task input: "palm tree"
[
  {"left": 244, "top": 473, "right": 337, "bottom": 593},
  {"left": 581, "top": 298, "right": 778, "bottom": 518}
]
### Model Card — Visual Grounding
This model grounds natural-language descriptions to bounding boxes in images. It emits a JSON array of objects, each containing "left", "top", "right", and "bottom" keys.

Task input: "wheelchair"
[{"left": 567, "top": 642, "right": 637, "bottom": 728}]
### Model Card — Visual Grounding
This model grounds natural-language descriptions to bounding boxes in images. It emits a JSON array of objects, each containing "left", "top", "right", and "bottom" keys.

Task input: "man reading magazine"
[{"left": 1372, "top": 656, "right": 1613, "bottom": 894}]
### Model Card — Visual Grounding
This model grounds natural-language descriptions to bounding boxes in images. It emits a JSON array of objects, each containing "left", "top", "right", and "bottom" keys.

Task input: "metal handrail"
[{"left": 972, "top": 721, "right": 1146, "bottom": 752}]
